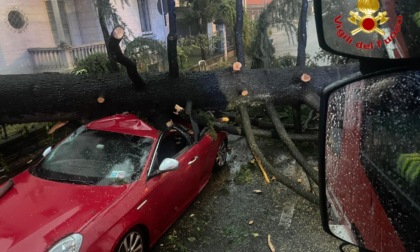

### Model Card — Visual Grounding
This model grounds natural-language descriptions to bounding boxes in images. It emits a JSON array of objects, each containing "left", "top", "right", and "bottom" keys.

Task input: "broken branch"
[
  {"left": 108, "top": 27, "right": 145, "bottom": 88},
  {"left": 239, "top": 104, "right": 318, "bottom": 204},
  {"left": 265, "top": 102, "right": 319, "bottom": 185}
]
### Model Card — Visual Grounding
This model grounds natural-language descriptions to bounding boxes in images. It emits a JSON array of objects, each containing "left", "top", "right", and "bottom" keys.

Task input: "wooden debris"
[
  {"left": 173, "top": 104, "right": 184, "bottom": 115},
  {"left": 166, "top": 120, "right": 174, "bottom": 127},
  {"left": 218, "top": 117, "right": 229, "bottom": 123},
  {"left": 48, "top": 121, "right": 69, "bottom": 134},
  {"left": 97, "top": 96, "right": 105, "bottom": 104},
  {"left": 268, "top": 234, "right": 276, "bottom": 252},
  {"left": 253, "top": 189, "right": 263, "bottom": 194},
  {"left": 255, "top": 157, "right": 270, "bottom": 183},
  {"left": 233, "top": 62, "right": 242, "bottom": 72},
  {"left": 300, "top": 73, "right": 311, "bottom": 83}
]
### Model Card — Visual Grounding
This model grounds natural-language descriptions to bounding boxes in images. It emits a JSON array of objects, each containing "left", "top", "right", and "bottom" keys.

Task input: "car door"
[
  {"left": 189, "top": 132, "right": 218, "bottom": 194},
  {"left": 143, "top": 126, "right": 200, "bottom": 238}
]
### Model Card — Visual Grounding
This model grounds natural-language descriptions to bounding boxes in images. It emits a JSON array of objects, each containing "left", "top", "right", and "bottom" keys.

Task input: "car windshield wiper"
[{"left": 47, "top": 177, "right": 95, "bottom": 185}]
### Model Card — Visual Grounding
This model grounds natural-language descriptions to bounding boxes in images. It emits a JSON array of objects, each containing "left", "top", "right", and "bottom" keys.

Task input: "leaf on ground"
[
  {"left": 252, "top": 233, "right": 259, "bottom": 237},
  {"left": 187, "top": 237, "right": 196, "bottom": 242},
  {"left": 248, "top": 220, "right": 254, "bottom": 225},
  {"left": 253, "top": 189, "right": 263, "bottom": 194}
]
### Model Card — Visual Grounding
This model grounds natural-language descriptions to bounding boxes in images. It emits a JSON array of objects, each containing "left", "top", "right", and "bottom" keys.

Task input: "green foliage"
[
  {"left": 214, "top": 0, "right": 236, "bottom": 31},
  {"left": 177, "top": 34, "right": 222, "bottom": 69},
  {"left": 124, "top": 37, "right": 168, "bottom": 73},
  {"left": 269, "top": 0, "right": 301, "bottom": 43},
  {"left": 272, "top": 54, "right": 297, "bottom": 68},
  {"left": 74, "top": 53, "right": 113, "bottom": 74},
  {"left": 181, "top": 0, "right": 220, "bottom": 24},
  {"left": 243, "top": 12, "right": 257, "bottom": 58},
  {"left": 273, "top": 54, "right": 317, "bottom": 68},
  {"left": 234, "top": 163, "right": 256, "bottom": 185},
  {"left": 251, "top": 0, "right": 302, "bottom": 68},
  {"left": 177, "top": 37, "right": 198, "bottom": 68},
  {"left": 313, "top": 49, "right": 356, "bottom": 65}
]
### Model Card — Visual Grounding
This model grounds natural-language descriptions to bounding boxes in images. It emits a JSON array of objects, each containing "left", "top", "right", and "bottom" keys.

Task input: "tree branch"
[
  {"left": 167, "top": 0, "right": 179, "bottom": 77},
  {"left": 235, "top": 0, "right": 245, "bottom": 65},
  {"left": 108, "top": 27, "right": 145, "bottom": 88},
  {"left": 239, "top": 104, "right": 318, "bottom": 204},
  {"left": 265, "top": 102, "right": 319, "bottom": 185},
  {"left": 301, "top": 90, "right": 321, "bottom": 111}
]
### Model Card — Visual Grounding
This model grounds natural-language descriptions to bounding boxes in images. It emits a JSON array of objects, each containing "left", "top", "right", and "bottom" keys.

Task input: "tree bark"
[
  {"left": 97, "top": 0, "right": 120, "bottom": 73},
  {"left": 235, "top": 0, "right": 245, "bottom": 65},
  {"left": 108, "top": 27, "right": 145, "bottom": 88},
  {"left": 0, "top": 64, "right": 359, "bottom": 124},
  {"left": 266, "top": 102, "right": 319, "bottom": 185},
  {"left": 297, "top": 0, "right": 308, "bottom": 67},
  {"left": 239, "top": 104, "right": 318, "bottom": 204},
  {"left": 167, "top": 0, "right": 179, "bottom": 77}
]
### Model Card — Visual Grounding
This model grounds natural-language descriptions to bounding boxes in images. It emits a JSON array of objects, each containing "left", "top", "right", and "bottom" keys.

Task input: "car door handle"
[{"left": 188, "top": 156, "right": 199, "bottom": 165}]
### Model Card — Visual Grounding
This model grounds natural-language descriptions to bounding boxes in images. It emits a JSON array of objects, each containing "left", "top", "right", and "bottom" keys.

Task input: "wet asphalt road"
[{"left": 153, "top": 135, "right": 344, "bottom": 252}]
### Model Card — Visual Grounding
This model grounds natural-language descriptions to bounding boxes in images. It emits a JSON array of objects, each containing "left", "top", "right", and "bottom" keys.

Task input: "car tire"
[
  {"left": 214, "top": 140, "right": 228, "bottom": 169},
  {"left": 115, "top": 228, "right": 148, "bottom": 252}
]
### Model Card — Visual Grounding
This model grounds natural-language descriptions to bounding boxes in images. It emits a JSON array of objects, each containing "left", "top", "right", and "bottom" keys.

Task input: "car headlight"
[{"left": 48, "top": 233, "right": 83, "bottom": 252}]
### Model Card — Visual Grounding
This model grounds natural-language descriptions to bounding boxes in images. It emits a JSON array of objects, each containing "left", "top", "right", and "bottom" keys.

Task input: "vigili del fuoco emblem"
[{"left": 348, "top": 0, "right": 389, "bottom": 36}]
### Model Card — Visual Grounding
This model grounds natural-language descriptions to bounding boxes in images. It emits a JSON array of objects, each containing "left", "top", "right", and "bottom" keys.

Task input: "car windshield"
[{"left": 30, "top": 126, "right": 153, "bottom": 186}]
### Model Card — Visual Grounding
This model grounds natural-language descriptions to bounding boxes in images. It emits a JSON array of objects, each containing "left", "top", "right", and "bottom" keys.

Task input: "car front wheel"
[
  {"left": 115, "top": 228, "right": 147, "bottom": 252},
  {"left": 215, "top": 140, "right": 228, "bottom": 169}
]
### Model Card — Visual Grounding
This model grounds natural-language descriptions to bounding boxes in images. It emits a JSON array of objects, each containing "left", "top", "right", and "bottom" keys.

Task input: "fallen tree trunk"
[{"left": 0, "top": 64, "right": 359, "bottom": 124}]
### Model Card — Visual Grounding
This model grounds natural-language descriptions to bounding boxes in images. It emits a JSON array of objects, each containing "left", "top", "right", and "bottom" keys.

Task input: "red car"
[{"left": 0, "top": 113, "right": 228, "bottom": 252}]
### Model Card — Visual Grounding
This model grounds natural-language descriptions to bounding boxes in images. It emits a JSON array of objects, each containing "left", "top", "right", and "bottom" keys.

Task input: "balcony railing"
[{"left": 28, "top": 43, "right": 107, "bottom": 73}]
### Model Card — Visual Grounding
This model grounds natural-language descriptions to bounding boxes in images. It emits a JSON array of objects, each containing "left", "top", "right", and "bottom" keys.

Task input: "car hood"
[{"left": 0, "top": 170, "right": 129, "bottom": 251}]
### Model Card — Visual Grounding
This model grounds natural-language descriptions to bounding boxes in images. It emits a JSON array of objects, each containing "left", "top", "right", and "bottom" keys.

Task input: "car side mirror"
[
  {"left": 319, "top": 69, "right": 420, "bottom": 251},
  {"left": 158, "top": 158, "right": 179, "bottom": 172},
  {"left": 42, "top": 146, "right": 52, "bottom": 157}
]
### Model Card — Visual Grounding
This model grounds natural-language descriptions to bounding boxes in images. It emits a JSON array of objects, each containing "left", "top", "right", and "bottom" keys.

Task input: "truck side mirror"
[{"left": 319, "top": 69, "right": 420, "bottom": 251}]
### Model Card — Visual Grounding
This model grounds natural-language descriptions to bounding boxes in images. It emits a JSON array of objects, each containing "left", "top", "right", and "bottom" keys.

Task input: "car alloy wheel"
[
  {"left": 116, "top": 229, "right": 145, "bottom": 252},
  {"left": 215, "top": 140, "right": 228, "bottom": 169}
]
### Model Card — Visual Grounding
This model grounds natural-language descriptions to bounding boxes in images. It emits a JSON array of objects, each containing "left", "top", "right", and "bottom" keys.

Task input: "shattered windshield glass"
[{"left": 30, "top": 126, "right": 153, "bottom": 185}]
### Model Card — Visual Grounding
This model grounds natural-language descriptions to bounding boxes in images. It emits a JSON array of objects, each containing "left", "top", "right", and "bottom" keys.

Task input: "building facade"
[
  {"left": 245, "top": 0, "right": 272, "bottom": 20},
  {"left": 0, "top": 0, "right": 167, "bottom": 74}
]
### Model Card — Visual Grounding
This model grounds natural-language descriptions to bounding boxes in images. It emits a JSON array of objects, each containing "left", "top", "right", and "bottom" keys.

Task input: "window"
[
  {"left": 45, "top": 0, "right": 72, "bottom": 45},
  {"left": 8, "top": 10, "right": 26, "bottom": 30},
  {"left": 138, "top": 0, "right": 152, "bottom": 33},
  {"left": 148, "top": 126, "right": 192, "bottom": 177}
]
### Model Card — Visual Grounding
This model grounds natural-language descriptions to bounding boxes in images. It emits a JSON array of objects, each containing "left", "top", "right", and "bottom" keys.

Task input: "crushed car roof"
[{"left": 86, "top": 113, "right": 159, "bottom": 139}]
